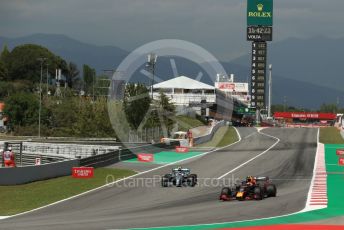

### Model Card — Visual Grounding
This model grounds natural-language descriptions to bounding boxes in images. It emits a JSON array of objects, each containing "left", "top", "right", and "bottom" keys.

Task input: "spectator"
[{"left": 3, "top": 147, "right": 16, "bottom": 167}]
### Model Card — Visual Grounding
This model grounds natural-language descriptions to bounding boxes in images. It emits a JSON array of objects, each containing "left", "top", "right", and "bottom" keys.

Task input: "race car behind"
[{"left": 219, "top": 176, "right": 277, "bottom": 201}]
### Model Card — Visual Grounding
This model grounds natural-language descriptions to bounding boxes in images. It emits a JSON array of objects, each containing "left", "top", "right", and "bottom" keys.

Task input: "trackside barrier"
[
  {"left": 285, "top": 124, "right": 331, "bottom": 128},
  {"left": 193, "top": 121, "right": 226, "bottom": 145},
  {"left": 0, "top": 159, "right": 79, "bottom": 185},
  {"left": 79, "top": 141, "right": 180, "bottom": 168},
  {"left": 0, "top": 142, "right": 179, "bottom": 185}
]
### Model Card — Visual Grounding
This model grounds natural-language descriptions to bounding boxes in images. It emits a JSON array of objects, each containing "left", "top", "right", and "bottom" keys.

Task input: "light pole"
[
  {"left": 46, "top": 63, "right": 49, "bottom": 95},
  {"left": 93, "top": 71, "right": 95, "bottom": 101},
  {"left": 37, "top": 57, "right": 47, "bottom": 138},
  {"left": 147, "top": 53, "right": 157, "bottom": 100},
  {"left": 268, "top": 64, "right": 272, "bottom": 118}
]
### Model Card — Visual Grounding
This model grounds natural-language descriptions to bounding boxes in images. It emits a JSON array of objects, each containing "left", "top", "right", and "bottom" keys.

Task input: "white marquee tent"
[{"left": 153, "top": 76, "right": 215, "bottom": 90}]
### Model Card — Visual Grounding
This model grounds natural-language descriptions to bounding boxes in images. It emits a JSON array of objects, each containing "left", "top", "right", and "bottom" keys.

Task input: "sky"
[{"left": 1, "top": 0, "right": 344, "bottom": 61}]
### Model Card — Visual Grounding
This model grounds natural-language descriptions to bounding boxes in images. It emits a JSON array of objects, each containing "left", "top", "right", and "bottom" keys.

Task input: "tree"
[
  {"left": 0, "top": 81, "right": 14, "bottom": 100},
  {"left": 0, "top": 44, "right": 10, "bottom": 64},
  {"left": 66, "top": 62, "right": 80, "bottom": 88},
  {"left": 3, "top": 92, "right": 39, "bottom": 126},
  {"left": 0, "top": 60, "right": 8, "bottom": 80},
  {"left": 319, "top": 103, "right": 338, "bottom": 113},
  {"left": 6, "top": 44, "right": 67, "bottom": 82},
  {"left": 83, "top": 64, "right": 95, "bottom": 94},
  {"left": 123, "top": 83, "right": 151, "bottom": 129},
  {"left": 0, "top": 44, "right": 10, "bottom": 80},
  {"left": 153, "top": 91, "right": 176, "bottom": 132}
]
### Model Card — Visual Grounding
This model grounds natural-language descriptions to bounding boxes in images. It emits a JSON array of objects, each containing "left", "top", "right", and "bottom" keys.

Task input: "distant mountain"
[
  {"left": 0, "top": 33, "right": 343, "bottom": 109},
  {"left": 0, "top": 33, "right": 128, "bottom": 73}
]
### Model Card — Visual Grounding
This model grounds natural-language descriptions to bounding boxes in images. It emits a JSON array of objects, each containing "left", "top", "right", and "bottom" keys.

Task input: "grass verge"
[
  {"left": 319, "top": 127, "right": 344, "bottom": 144},
  {"left": 197, "top": 126, "right": 239, "bottom": 148},
  {"left": 175, "top": 115, "right": 205, "bottom": 131},
  {"left": 0, "top": 168, "right": 135, "bottom": 216}
]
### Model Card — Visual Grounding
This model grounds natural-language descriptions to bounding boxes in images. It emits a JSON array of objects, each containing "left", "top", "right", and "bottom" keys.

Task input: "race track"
[{"left": 0, "top": 127, "right": 318, "bottom": 230}]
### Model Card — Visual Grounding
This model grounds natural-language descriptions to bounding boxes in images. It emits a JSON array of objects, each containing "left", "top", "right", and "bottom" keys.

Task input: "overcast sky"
[{"left": 1, "top": 0, "right": 344, "bottom": 61}]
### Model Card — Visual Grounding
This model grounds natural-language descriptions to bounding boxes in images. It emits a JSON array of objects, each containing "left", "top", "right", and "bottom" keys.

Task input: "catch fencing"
[
  {"left": 128, "top": 127, "right": 164, "bottom": 143},
  {"left": 80, "top": 141, "right": 180, "bottom": 168},
  {"left": 0, "top": 141, "right": 120, "bottom": 160}
]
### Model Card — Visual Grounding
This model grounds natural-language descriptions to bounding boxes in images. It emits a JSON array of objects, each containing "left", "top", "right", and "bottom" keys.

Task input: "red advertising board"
[
  {"left": 218, "top": 83, "right": 235, "bottom": 90},
  {"left": 274, "top": 112, "right": 336, "bottom": 120},
  {"left": 137, "top": 153, "right": 154, "bottom": 162},
  {"left": 175, "top": 146, "right": 189, "bottom": 153},
  {"left": 72, "top": 167, "right": 94, "bottom": 178},
  {"left": 338, "top": 158, "right": 344, "bottom": 166},
  {"left": 336, "top": 149, "right": 344, "bottom": 156}
]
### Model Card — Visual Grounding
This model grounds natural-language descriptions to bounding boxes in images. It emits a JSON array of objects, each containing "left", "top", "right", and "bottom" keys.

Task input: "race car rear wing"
[{"left": 255, "top": 176, "right": 270, "bottom": 181}]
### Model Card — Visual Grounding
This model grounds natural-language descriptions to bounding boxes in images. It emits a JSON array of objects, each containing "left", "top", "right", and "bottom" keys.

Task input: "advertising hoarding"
[{"left": 247, "top": 0, "right": 273, "bottom": 26}]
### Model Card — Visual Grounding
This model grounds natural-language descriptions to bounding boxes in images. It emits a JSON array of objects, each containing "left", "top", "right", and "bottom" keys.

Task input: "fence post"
[{"left": 20, "top": 142, "right": 23, "bottom": 166}]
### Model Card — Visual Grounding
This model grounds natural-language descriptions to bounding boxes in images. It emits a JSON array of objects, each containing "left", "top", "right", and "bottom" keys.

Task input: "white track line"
[
  {"left": 244, "top": 132, "right": 256, "bottom": 139},
  {"left": 128, "top": 128, "right": 322, "bottom": 230},
  {"left": 217, "top": 129, "right": 280, "bottom": 180},
  {"left": 0, "top": 127, "right": 242, "bottom": 220}
]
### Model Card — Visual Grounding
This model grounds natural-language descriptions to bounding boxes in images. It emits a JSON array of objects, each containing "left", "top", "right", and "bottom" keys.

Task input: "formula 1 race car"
[
  {"left": 161, "top": 167, "right": 197, "bottom": 187},
  {"left": 219, "top": 176, "right": 277, "bottom": 201}
]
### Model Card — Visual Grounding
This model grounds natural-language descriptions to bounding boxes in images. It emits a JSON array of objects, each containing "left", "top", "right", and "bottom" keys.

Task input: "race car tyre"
[
  {"left": 161, "top": 174, "right": 171, "bottom": 187},
  {"left": 187, "top": 176, "right": 196, "bottom": 187},
  {"left": 254, "top": 186, "right": 263, "bottom": 200},
  {"left": 190, "top": 174, "right": 198, "bottom": 183},
  {"left": 266, "top": 184, "right": 277, "bottom": 197},
  {"left": 220, "top": 187, "right": 231, "bottom": 195},
  {"left": 161, "top": 178, "right": 168, "bottom": 187}
]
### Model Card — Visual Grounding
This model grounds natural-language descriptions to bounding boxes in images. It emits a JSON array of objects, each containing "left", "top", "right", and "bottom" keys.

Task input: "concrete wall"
[
  {"left": 194, "top": 121, "right": 226, "bottom": 145},
  {"left": 0, "top": 159, "right": 79, "bottom": 185}
]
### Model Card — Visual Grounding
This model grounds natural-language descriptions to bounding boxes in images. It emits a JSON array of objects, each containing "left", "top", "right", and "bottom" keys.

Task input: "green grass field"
[
  {"left": 319, "top": 127, "right": 344, "bottom": 144},
  {"left": 197, "top": 126, "right": 239, "bottom": 148},
  {"left": 124, "top": 151, "right": 204, "bottom": 164},
  {"left": 175, "top": 115, "right": 205, "bottom": 131},
  {"left": 0, "top": 168, "right": 135, "bottom": 215}
]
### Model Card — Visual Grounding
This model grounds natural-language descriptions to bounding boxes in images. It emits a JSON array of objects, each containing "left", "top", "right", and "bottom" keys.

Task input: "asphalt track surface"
[{"left": 0, "top": 127, "right": 318, "bottom": 230}]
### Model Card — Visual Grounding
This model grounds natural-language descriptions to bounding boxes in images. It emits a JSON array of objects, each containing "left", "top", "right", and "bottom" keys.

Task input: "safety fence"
[
  {"left": 0, "top": 141, "right": 179, "bottom": 185},
  {"left": 80, "top": 141, "right": 179, "bottom": 168},
  {"left": 285, "top": 124, "right": 332, "bottom": 128},
  {"left": 128, "top": 127, "right": 164, "bottom": 143},
  {"left": 0, "top": 152, "right": 69, "bottom": 167},
  {"left": 0, "top": 141, "right": 120, "bottom": 160},
  {"left": 22, "top": 142, "right": 120, "bottom": 158}
]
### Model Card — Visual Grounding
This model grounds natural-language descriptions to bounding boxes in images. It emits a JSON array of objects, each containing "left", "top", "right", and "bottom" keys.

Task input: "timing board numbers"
[{"left": 251, "top": 41, "right": 267, "bottom": 109}]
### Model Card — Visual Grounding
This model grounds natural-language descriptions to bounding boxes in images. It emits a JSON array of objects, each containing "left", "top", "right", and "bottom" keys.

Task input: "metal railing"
[
  {"left": 20, "top": 142, "right": 120, "bottom": 159},
  {"left": 153, "top": 93, "right": 216, "bottom": 105},
  {"left": 128, "top": 127, "right": 163, "bottom": 143},
  {"left": 79, "top": 141, "right": 180, "bottom": 168},
  {"left": 0, "top": 152, "right": 69, "bottom": 167}
]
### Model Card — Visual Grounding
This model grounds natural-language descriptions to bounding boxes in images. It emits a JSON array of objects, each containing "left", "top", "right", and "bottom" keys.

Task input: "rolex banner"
[{"left": 247, "top": 0, "right": 273, "bottom": 26}]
